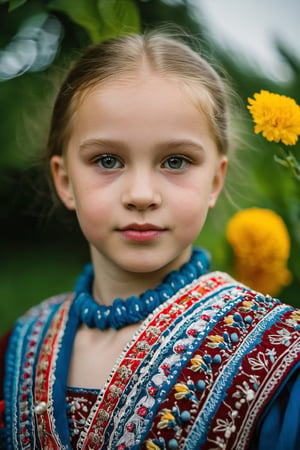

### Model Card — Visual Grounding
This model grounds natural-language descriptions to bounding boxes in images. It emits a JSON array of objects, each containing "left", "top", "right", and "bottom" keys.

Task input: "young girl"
[{"left": 1, "top": 31, "right": 300, "bottom": 450}]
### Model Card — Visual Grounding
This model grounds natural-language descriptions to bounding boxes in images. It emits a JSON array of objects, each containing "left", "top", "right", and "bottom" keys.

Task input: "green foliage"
[
  {"left": 97, "top": 0, "right": 141, "bottom": 39},
  {"left": 9, "top": 0, "right": 26, "bottom": 10},
  {"left": 0, "top": 0, "right": 27, "bottom": 11},
  {"left": 2, "top": 0, "right": 141, "bottom": 42},
  {"left": 0, "top": 242, "right": 88, "bottom": 334},
  {"left": 48, "top": 0, "right": 140, "bottom": 42},
  {"left": 49, "top": 0, "right": 104, "bottom": 43}
]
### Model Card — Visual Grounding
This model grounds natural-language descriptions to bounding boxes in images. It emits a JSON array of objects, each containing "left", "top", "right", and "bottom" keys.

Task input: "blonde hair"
[{"left": 46, "top": 31, "right": 231, "bottom": 163}]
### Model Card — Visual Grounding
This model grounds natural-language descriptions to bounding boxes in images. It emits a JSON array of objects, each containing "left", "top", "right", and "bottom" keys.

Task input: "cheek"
[
  {"left": 172, "top": 188, "right": 210, "bottom": 230},
  {"left": 71, "top": 187, "right": 111, "bottom": 233}
]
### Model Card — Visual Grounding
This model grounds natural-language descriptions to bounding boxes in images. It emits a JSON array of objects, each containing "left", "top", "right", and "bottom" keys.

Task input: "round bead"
[
  {"left": 167, "top": 438, "right": 179, "bottom": 449},
  {"left": 35, "top": 401, "right": 47, "bottom": 415},
  {"left": 197, "top": 379, "right": 206, "bottom": 392},
  {"left": 181, "top": 410, "right": 191, "bottom": 422},
  {"left": 231, "top": 332, "right": 239, "bottom": 343},
  {"left": 212, "top": 354, "right": 222, "bottom": 364},
  {"left": 233, "top": 312, "right": 242, "bottom": 322},
  {"left": 73, "top": 249, "right": 209, "bottom": 330}
]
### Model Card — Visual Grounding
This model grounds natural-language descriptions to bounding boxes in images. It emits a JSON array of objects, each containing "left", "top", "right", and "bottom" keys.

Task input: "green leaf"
[
  {"left": 97, "top": 0, "right": 140, "bottom": 36},
  {"left": 20, "top": 11, "right": 49, "bottom": 29},
  {"left": 48, "top": 0, "right": 104, "bottom": 42},
  {"left": 8, "top": 0, "right": 27, "bottom": 11}
]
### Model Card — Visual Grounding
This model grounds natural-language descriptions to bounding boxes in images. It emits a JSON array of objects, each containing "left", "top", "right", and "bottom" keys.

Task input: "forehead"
[
  {"left": 74, "top": 72, "right": 214, "bottom": 129},
  {"left": 65, "top": 72, "right": 220, "bottom": 162}
]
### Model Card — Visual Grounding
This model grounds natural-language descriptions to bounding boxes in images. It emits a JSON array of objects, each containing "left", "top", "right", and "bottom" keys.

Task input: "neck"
[{"left": 90, "top": 247, "right": 193, "bottom": 306}]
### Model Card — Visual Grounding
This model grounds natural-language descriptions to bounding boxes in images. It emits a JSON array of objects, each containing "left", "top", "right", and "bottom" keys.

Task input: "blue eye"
[
  {"left": 97, "top": 155, "right": 122, "bottom": 169},
  {"left": 163, "top": 156, "right": 187, "bottom": 170}
]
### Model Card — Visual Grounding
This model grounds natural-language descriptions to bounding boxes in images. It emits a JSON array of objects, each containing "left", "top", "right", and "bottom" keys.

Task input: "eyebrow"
[
  {"left": 159, "top": 139, "right": 206, "bottom": 153},
  {"left": 79, "top": 138, "right": 206, "bottom": 153},
  {"left": 79, "top": 138, "right": 129, "bottom": 152}
]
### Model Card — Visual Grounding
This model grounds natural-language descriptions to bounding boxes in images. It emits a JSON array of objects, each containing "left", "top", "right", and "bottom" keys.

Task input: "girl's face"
[{"left": 51, "top": 74, "right": 227, "bottom": 277}]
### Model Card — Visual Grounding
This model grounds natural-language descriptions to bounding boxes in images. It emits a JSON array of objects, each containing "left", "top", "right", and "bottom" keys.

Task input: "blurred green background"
[{"left": 1, "top": 0, "right": 300, "bottom": 334}]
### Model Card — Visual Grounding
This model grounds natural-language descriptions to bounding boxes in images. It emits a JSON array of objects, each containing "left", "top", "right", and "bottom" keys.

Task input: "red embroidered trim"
[{"left": 34, "top": 297, "right": 73, "bottom": 449}]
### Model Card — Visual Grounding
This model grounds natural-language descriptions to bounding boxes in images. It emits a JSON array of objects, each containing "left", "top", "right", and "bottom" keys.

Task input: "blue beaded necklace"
[{"left": 72, "top": 248, "right": 210, "bottom": 330}]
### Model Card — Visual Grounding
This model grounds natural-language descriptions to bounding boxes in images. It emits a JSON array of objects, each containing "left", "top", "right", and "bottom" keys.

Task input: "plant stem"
[{"left": 274, "top": 147, "right": 300, "bottom": 182}]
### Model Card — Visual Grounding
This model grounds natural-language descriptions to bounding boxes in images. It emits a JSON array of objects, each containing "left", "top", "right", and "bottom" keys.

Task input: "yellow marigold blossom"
[
  {"left": 247, "top": 90, "right": 300, "bottom": 146},
  {"left": 226, "top": 208, "right": 292, "bottom": 296}
]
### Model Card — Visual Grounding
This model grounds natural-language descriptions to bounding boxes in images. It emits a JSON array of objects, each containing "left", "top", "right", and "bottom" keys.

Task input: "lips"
[
  {"left": 121, "top": 223, "right": 163, "bottom": 231},
  {"left": 118, "top": 223, "right": 165, "bottom": 242}
]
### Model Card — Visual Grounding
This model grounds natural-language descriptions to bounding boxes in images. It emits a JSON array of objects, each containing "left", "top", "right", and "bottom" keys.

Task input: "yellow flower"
[
  {"left": 290, "top": 311, "right": 300, "bottom": 322},
  {"left": 207, "top": 335, "right": 224, "bottom": 344},
  {"left": 247, "top": 90, "right": 300, "bottom": 146},
  {"left": 226, "top": 208, "right": 292, "bottom": 296},
  {"left": 224, "top": 315, "right": 234, "bottom": 325},
  {"left": 175, "top": 382, "right": 190, "bottom": 399},
  {"left": 159, "top": 409, "right": 175, "bottom": 422},
  {"left": 175, "top": 382, "right": 189, "bottom": 393},
  {"left": 190, "top": 354, "right": 204, "bottom": 371},
  {"left": 145, "top": 441, "right": 161, "bottom": 450},
  {"left": 242, "top": 300, "right": 254, "bottom": 308},
  {"left": 206, "top": 335, "right": 225, "bottom": 348},
  {"left": 157, "top": 409, "right": 175, "bottom": 429}
]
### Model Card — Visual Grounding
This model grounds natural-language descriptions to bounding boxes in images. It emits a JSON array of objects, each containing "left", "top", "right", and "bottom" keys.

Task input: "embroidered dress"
[{"left": 1, "top": 249, "right": 300, "bottom": 449}]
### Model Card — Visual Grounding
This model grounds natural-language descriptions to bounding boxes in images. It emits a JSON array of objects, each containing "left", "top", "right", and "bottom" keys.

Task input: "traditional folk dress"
[{"left": 1, "top": 249, "right": 300, "bottom": 449}]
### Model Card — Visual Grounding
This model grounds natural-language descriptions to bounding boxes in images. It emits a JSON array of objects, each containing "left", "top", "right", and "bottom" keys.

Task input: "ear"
[
  {"left": 50, "top": 155, "right": 76, "bottom": 210},
  {"left": 209, "top": 155, "right": 227, "bottom": 209}
]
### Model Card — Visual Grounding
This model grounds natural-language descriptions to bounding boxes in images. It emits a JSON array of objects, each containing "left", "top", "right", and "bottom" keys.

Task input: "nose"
[{"left": 121, "top": 168, "right": 162, "bottom": 211}]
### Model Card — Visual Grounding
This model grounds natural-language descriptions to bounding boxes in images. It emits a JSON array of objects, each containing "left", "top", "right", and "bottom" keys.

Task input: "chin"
[
  {"left": 122, "top": 261, "right": 164, "bottom": 275},
  {"left": 115, "top": 252, "right": 167, "bottom": 274}
]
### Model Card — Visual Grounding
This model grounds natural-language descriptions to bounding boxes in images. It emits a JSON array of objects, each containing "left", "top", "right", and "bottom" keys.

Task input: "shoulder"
[
  {"left": 5, "top": 292, "right": 73, "bottom": 354},
  {"left": 0, "top": 292, "right": 72, "bottom": 382},
  {"left": 21, "top": 292, "right": 72, "bottom": 321}
]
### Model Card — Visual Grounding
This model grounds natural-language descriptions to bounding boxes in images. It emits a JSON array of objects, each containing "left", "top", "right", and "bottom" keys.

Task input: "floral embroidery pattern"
[
  {"left": 144, "top": 290, "right": 300, "bottom": 450},
  {"left": 66, "top": 388, "right": 99, "bottom": 447},
  {"left": 202, "top": 308, "right": 300, "bottom": 450}
]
